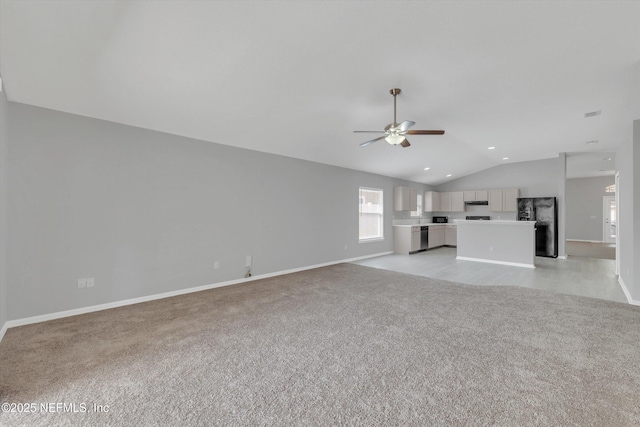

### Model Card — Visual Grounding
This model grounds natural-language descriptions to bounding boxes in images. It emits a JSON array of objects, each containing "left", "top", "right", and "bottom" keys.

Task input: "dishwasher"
[{"left": 420, "top": 226, "right": 429, "bottom": 250}]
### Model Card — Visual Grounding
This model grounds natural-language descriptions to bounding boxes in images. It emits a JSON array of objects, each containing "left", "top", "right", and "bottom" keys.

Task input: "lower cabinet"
[
  {"left": 428, "top": 225, "right": 445, "bottom": 248},
  {"left": 394, "top": 226, "right": 421, "bottom": 254},
  {"left": 444, "top": 225, "right": 457, "bottom": 246}
]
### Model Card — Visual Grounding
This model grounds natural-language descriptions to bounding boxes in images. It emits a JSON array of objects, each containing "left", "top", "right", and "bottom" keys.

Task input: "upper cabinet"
[
  {"left": 431, "top": 191, "right": 464, "bottom": 212},
  {"left": 463, "top": 191, "right": 476, "bottom": 202},
  {"left": 464, "top": 190, "right": 488, "bottom": 202},
  {"left": 394, "top": 186, "right": 418, "bottom": 211},
  {"left": 489, "top": 188, "right": 520, "bottom": 212},
  {"left": 503, "top": 188, "right": 520, "bottom": 212},
  {"left": 450, "top": 191, "right": 465, "bottom": 212},
  {"left": 439, "top": 192, "right": 451, "bottom": 212},
  {"left": 475, "top": 190, "right": 489, "bottom": 201},
  {"left": 424, "top": 191, "right": 440, "bottom": 212},
  {"left": 488, "top": 189, "right": 503, "bottom": 211},
  {"left": 424, "top": 188, "right": 519, "bottom": 213}
]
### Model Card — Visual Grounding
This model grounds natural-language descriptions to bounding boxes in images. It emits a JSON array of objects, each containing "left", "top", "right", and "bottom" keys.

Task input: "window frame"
[
  {"left": 358, "top": 187, "right": 385, "bottom": 243},
  {"left": 410, "top": 192, "right": 423, "bottom": 217}
]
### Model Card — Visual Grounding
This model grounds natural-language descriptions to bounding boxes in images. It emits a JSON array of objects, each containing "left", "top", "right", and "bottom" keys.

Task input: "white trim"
[
  {"left": 615, "top": 172, "right": 620, "bottom": 276},
  {"left": 1, "top": 252, "right": 393, "bottom": 333},
  {"left": 566, "top": 239, "right": 603, "bottom": 243},
  {"left": 0, "top": 322, "right": 7, "bottom": 342},
  {"left": 557, "top": 255, "right": 568, "bottom": 259},
  {"left": 359, "top": 237, "right": 385, "bottom": 244},
  {"left": 456, "top": 256, "right": 535, "bottom": 269},
  {"left": 618, "top": 276, "right": 640, "bottom": 306},
  {"left": 603, "top": 195, "right": 616, "bottom": 244}
]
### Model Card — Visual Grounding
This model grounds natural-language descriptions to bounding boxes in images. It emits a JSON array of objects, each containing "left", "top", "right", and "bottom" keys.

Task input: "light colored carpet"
[
  {"left": 566, "top": 241, "right": 616, "bottom": 260},
  {"left": 1, "top": 263, "right": 639, "bottom": 426}
]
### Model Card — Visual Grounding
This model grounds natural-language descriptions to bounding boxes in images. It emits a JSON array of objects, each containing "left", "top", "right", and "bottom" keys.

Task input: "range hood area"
[{"left": 464, "top": 200, "right": 489, "bottom": 206}]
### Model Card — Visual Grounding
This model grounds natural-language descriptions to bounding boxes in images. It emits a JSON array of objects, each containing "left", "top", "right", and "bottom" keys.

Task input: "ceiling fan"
[{"left": 354, "top": 88, "right": 445, "bottom": 148}]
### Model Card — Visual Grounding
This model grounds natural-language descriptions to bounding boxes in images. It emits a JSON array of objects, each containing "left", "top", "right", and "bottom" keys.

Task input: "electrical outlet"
[
  {"left": 87, "top": 278, "right": 95, "bottom": 288},
  {"left": 245, "top": 256, "right": 252, "bottom": 267},
  {"left": 214, "top": 261, "right": 219, "bottom": 270},
  {"left": 489, "top": 246, "right": 494, "bottom": 252},
  {"left": 78, "top": 278, "right": 87, "bottom": 289},
  {"left": 344, "top": 245, "right": 348, "bottom": 251}
]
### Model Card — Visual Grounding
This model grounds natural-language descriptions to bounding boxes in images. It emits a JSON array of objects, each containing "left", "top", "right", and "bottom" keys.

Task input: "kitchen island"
[{"left": 455, "top": 220, "right": 536, "bottom": 268}]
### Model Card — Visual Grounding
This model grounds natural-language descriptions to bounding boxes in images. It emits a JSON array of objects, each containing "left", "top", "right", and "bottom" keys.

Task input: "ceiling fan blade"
[
  {"left": 397, "top": 120, "right": 415, "bottom": 131},
  {"left": 359, "top": 136, "right": 386, "bottom": 147},
  {"left": 406, "top": 130, "right": 445, "bottom": 135},
  {"left": 353, "top": 131, "right": 384, "bottom": 134},
  {"left": 400, "top": 139, "right": 411, "bottom": 148}
]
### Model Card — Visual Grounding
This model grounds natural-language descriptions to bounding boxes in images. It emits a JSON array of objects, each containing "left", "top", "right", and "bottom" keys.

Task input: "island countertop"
[{"left": 453, "top": 220, "right": 535, "bottom": 226}]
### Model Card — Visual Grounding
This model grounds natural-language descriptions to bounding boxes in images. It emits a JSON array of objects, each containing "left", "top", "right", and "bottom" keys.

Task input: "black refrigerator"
[{"left": 517, "top": 197, "right": 558, "bottom": 258}]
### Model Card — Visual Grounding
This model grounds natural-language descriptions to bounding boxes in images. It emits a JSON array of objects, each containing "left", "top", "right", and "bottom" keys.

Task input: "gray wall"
[
  {"left": 7, "top": 102, "right": 428, "bottom": 320},
  {"left": 565, "top": 176, "right": 615, "bottom": 241},
  {"left": 434, "top": 155, "right": 567, "bottom": 257},
  {"left": 0, "top": 84, "right": 7, "bottom": 330}
]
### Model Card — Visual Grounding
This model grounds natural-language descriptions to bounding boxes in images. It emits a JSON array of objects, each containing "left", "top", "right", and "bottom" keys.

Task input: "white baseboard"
[
  {"left": 0, "top": 322, "right": 7, "bottom": 343},
  {"left": 618, "top": 276, "right": 640, "bottom": 306},
  {"left": 456, "top": 256, "right": 535, "bottom": 269},
  {"left": 566, "top": 239, "right": 604, "bottom": 243},
  {"left": 1, "top": 252, "right": 393, "bottom": 334},
  {"left": 557, "top": 255, "right": 567, "bottom": 259}
]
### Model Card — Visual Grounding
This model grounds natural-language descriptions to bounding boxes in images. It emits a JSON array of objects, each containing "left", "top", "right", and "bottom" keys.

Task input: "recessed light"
[
  {"left": 502, "top": 157, "right": 509, "bottom": 160},
  {"left": 586, "top": 140, "right": 599, "bottom": 145},
  {"left": 584, "top": 110, "right": 601, "bottom": 118},
  {"left": 424, "top": 167, "right": 430, "bottom": 171},
  {"left": 603, "top": 157, "right": 612, "bottom": 161},
  {"left": 446, "top": 174, "right": 452, "bottom": 177},
  {"left": 488, "top": 146, "right": 496, "bottom": 150}
]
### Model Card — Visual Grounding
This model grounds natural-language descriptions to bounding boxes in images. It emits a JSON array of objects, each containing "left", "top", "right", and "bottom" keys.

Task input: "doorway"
[{"left": 603, "top": 196, "right": 616, "bottom": 244}]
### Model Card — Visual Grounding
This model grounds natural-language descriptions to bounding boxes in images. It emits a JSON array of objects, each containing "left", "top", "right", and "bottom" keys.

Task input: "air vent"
[{"left": 584, "top": 110, "right": 601, "bottom": 118}]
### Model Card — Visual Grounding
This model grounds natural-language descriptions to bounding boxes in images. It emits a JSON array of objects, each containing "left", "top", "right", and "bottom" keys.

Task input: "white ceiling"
[{"left": 1, "top": 1, "right": 639, "bottom": 185}]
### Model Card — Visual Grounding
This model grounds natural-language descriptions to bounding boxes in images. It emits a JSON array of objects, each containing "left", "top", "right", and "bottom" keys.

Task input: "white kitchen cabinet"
[
  {"left": 424, "top": 191, "right": 440, "bottom": 212},
  {"left": 439, "top": 192, "right": 451, "bottom": 212},
  {"left": 475, "top": 190, "right": 489, "bottom": 201},
  {"left": 428, "top": 225, "right": 445, "bottom": 248},
  {"left": 451, "top": 191, "right": 465, "bottom": 212},
  {"left": 394, "top": 187, "right": 418, "bottom": 211},
  {"left": 444, "top": 225, "right": 457, "bottom": 246},
  {"left": 464, "top": 190, "right": 488, "bottom": 202},
  {"left": 503, "top": 188, "right": 520, "bottom": 212},
  {"left": 393, "top": 226, "right": 421, "bottom": 254},
  {"left": 489, "top": 188, "right": 519, "bottom": 212},
  {"left": 489, "top": 189, "right": 504, "bottom": 212}
]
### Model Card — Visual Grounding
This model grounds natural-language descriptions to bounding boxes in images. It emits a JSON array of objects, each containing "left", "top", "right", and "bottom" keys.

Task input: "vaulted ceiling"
[{"left": 1, "top": 1, "right": 639, "bottom": 184}]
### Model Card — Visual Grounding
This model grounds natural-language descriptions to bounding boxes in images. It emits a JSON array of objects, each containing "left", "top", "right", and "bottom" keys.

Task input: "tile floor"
[{"left": 353, "top": 247, "right": 627, "bottom": 303}]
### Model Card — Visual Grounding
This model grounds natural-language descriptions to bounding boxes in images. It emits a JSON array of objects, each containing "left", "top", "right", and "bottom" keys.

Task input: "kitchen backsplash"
[{"left": 393, "top": 204, "right": 517, "bottom": 224}]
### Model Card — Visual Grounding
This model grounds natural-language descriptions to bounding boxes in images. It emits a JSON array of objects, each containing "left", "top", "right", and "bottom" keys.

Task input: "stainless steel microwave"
[{"left": 432, "top": 216, "right": 448, "bottom": 223}]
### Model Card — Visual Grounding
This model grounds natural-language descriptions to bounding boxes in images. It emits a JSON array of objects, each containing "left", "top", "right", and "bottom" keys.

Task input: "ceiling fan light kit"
[
  {"left": 355, "top": 88, "right": 445, "bottom": 148},
  {"left": 385, "top": 134, "right": 407, "bottom": 145}
]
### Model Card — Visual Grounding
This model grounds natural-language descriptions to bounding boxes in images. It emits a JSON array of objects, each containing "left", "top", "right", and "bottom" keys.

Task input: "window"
[
  {"left": 605, "top": 184, "right": 616, "bottom": 193},
  {"left": 359, "top": 187, "right": 384, "bottom": 241},
  {"left": 411, "top": 193, "right": 423, "bottom": 217}
]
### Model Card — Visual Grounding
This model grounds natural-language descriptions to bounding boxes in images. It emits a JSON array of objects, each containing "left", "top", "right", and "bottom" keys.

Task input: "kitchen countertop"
[
  {"left": 453, "top": 220, "right": 534, "bottom": 225},
  {"left": 393, "top": 223, "right": 455, "bottom": 227}
]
